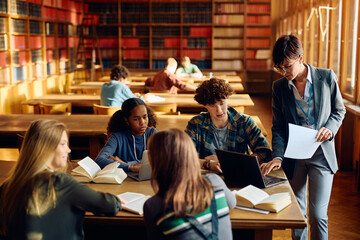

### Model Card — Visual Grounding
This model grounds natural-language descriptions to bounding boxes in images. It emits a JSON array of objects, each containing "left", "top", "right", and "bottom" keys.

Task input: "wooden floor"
[{"left": 246, "top": 94, "right": 360, "bottom": 240}]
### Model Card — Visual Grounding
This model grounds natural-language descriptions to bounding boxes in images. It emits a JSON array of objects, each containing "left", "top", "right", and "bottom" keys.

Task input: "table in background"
[
  {"left": 71, "top": 81, "right": 244, "bottom": 95},
  {"left": 0, "top": 114, "right": 193, "bottom": 159},
  {"left": 22, "top": 93, "right": 254, "bottom": 114}
]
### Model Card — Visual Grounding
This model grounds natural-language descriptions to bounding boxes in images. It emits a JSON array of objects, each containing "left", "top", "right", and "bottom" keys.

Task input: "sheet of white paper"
[{"left": 284, "top": 124, "right": 321, "bottom": 159}]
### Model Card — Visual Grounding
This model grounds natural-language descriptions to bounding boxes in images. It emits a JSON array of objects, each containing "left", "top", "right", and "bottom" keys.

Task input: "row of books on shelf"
[
  {"left": 13, "top": 66, "right": 27, "bottom": 81},
  {"left": 246, "top": 27, "right": 271, "bottom": 37},
  {"left": 214, "top": 15, "right": 244, "bottom": 25},
  {"left": 45, "top": 22, "right": 55, "bottom": 35},
  {"left": 122, "top": 59, "right": 149, "bottom": 69},
  {"left": 245, "top": 59, "right": 271, "bottom": 70},
  {"left": 0, "top": 36, "right": 6, "bottom": 50},
  {"left": 215, "top": 3, "right": 244, "bottom": 14},
  {"left": 214, "top": 49, "right": 244, "bottom": 59},
  {"left": 42, "top": 7, "right": 82, "bottom": 23},
  {"left": 214, "top": 39, "right": 243, "bottom": 48},
  {"left": 0, "top": 1, "right": 7, "bottom": 14},
  {"left": 121, "top": 14, "right": 149, "bottom": 24},
  {"left": 247, "top": 15, "right": 271, "bottom": 25},
  {"left": 184, "top": 27, "right": 211, "bottom": 37},
  {"left": 247, "top": 4, "right": 270, "bottom": 14},
  {"left": 183, "top": 13, "right": 212, "bottom": 24},
  {"left": 213, "top": 59, "right": 242, "bottom": 70},
  {"left": 122, "top": 26, "right": 148, "bottom": 37},
  {"left": 214, "top": 27, "right": 243, "bottom": 37},
  {"left": 119, "top": 2, "right": 212, "bottom": 13},
  {"left": 246, "top": 49, "right": 271, "bottom": 59},
  {"left": 98, "top": 14, "right": 119, "bottom": 25},
  {"left": 152, "top": 15, "right": 180, "bottom": 24},
  {"left": 100, "top": 49, "right": 119, "bottom": 59},
  {"left": 30, "top": 21, "right": 41, "bottom": 34},
  {"left": 0, "top": 68, "right": 9, "bottom": 84},
  {"left": 11, "top": 19, "right": 26, "bottom": 34},
  {"left": 10, "top": 1, "right": 41, "bottom": 18},
  {"left": 246, "top": 38, "right": 270, "bottom": 48},
  {"left": 88, "top": 3, "right": 118, "bottom": 14},
  {"left": 10, "top": 0, "right": 27, "bottom": 16},
  {"left": 0, "top": 18, "right": 5, "bottom": 32},
  {"left": 43, "top": 0, "right": 82, "bottom": 11}
]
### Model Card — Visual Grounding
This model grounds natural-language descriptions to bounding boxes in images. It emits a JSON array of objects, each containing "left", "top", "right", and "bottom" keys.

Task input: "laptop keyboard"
[{"left": 263, "top": 176, "right": 272, "bottom": 186}]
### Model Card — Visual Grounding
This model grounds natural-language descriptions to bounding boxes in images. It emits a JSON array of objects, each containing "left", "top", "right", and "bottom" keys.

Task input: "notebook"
[
  {"left": 127, "top": 150, "right": 151, "bottom": 181},
  {"left": 215, "top": 149, "right": 287, "bottom": 188}
]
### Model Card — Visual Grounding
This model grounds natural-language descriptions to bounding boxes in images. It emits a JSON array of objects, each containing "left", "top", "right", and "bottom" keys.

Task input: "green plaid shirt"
[{"left": 185, "top": 107, "right": 271, "bottom": 161}]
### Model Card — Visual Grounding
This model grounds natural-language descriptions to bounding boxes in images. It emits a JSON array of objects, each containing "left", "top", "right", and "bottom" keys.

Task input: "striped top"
[
  {"left": 156, "top": 189, "right": 229, "bottom": 237},
  {"left": 143, "top": 173, "right": 236, "bottom": 240}
]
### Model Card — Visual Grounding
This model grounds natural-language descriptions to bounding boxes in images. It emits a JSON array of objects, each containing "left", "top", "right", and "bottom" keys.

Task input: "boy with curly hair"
[{"left": 185, "top": 78, "right": 271, "bottom": 172}]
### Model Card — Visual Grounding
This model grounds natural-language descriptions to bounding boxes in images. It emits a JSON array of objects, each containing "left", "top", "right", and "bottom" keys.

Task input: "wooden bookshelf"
[
  {"left": 1, "top": 0, "right": 273, "bottom": 93},
  {"left": 0, "top": 0, "right": 82, "bottom": 85}
]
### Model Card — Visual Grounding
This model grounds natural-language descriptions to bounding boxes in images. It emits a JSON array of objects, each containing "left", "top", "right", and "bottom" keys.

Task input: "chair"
[
  {"left": 38, "top": 103, "right": 72, "bottom": 115},
  {"left": 147, "top": 103, "right": 178, "bottom": 115},
  {"left": 93, "top": 104, "right": 122, "bottom": 115}
]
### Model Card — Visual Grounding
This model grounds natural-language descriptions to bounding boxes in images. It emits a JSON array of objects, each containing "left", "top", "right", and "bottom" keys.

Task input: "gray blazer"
[{"left": 271, "top": 65, "right": 346, "bottom": 179}]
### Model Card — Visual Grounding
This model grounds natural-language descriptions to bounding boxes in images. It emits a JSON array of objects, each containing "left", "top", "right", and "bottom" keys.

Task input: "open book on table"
[
  {"left": 118, "top": 192, "right": 151, "bottom": 215},
  {"left": 234, "top": 185, "right": 291, "bottom": 213},
  {"left": 71, "top": 156, "right": 127, "bottom": 184}
]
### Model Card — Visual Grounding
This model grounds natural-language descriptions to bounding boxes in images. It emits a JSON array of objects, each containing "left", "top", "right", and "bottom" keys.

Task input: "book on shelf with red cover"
[
  {"left": 245, "top": 27, "right": 271, "bottom": 37},
  {"left": 121, "top": 38, "right": 140, "bottom": 48},
  {"left": 30, "top": 36, "right": 42, "bottom": 49},
  {"left": 164, "top": 38, "right": 185, "bottom": 48},
  {"left": 246, "top": 15, "right": 271, "bottom": 25},
  {"left": 123, "top": 49, "right": 148, "bottom": 59},
  {"left": 12, "top": 36, "right": 26, "bottom": 49},
  {"left": 46, "top": 37, "right": 55, "bottom": 49},
  {"left": 58, "top": 37, "right": 67, "bottom": 48},
  {"left": 190, "top": 27, "right": 212, "bottom": 37},
  {"left": 0, "top": 51, "right": 6, "bottom": 67},
  {"left": 246, "top": 4, "right": 270, "bottom": 13},
  {"left": 246, "top": 38, "right": 270, "bottom": 48}
]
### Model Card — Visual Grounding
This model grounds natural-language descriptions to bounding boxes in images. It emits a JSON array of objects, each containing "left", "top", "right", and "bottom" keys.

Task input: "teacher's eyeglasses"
[{"left": 273, "top": 56, "right": 300, "bottom": 73}]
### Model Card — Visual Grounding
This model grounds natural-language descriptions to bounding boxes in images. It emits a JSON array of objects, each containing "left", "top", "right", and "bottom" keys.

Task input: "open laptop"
[
  {"left": 215, "top": 149, "right": 287, "bottom": 188},
  {"left": 127, "top": 150, "right": 151, "bottom": 181}
]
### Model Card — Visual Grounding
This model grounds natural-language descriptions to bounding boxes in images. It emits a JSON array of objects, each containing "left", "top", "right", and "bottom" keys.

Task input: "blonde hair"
[
  {"left": 0, "top": 119, "right": 68, "bottom": 236},
  {"left": 148, "top": 129, "right": 213, "bottom": 217}
]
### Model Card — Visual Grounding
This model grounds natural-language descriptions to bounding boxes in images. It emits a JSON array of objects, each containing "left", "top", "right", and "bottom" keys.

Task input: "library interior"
[{"left": 0, "top": 0, "right": 360, "bottom": 239}]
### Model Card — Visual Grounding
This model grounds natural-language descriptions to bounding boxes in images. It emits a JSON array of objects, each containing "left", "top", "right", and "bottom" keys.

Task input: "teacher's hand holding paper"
[{"left": 284, "top": 124, "right": 322, "bottom": 159}]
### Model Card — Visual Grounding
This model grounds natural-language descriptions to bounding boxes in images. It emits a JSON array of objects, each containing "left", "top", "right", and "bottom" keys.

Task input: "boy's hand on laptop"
[
  {"left": 259, "top": 158, "right": 282, "bottom": 176},
  {"left": 204, "top": 155, "right": 222, "bottom": 173}
]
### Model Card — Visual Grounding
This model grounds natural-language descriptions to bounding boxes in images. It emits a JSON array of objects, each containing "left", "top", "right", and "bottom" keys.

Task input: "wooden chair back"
[
  {"left": 38, "top": 103, "right": 72, "bottom": 115},
  {"left": 93, "top": 104, "right": 122, "bottom": 115},
  {"left": 147, "top": 102, "right": 177, "bottom": 115}
]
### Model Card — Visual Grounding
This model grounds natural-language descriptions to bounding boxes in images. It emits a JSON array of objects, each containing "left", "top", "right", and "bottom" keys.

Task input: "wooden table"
[
  {"left": 0, "top": 114, "right": 193, "bottom": 159},
  {"left": 0, "top": 113, "right": 267, "bottom": 160},
  {"left": 22, "top": 93, "right": 254, "bottom": 114},
  {"left": 71, "top": 81, "right": 244, "bottom": 95},
  {"left": 0, "top": 160, "right": 306, "bottom": 240}
]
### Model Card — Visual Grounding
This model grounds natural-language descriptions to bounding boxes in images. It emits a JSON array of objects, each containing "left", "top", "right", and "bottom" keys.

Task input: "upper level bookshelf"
[
  {"left": 0, "top": 0, "right": 83, "bottom": 85},
  {"left": 1, "top": 0, "right": 273, "bottom": 93}
]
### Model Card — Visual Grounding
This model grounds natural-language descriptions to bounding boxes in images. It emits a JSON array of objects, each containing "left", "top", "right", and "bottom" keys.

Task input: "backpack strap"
[{"left": 185, "top": 175, "right": 218, "bottom": 240}]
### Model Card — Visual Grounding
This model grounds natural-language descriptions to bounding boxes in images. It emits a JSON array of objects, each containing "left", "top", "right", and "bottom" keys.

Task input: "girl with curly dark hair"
[{"left": 96, "top": 98, "right": 158, "bottom": 173}]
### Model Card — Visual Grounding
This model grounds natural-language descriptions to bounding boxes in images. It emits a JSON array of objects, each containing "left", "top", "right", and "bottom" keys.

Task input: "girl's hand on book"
[
  {"left": 118, "top": 196, "right": 127, "bottom": 205},
  {"left": 109, "top": 156, "right": 125, "bottom": 163},
  {"left": 129, "top": 163, "right": 141, "bottom": 172}
]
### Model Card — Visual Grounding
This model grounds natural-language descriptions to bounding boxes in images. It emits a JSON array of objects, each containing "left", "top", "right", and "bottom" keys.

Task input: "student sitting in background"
[
  {"left": 185, "top": 78, "right": 272, "bottom": 173},
  {"left": 152, "top": 57, "right": 197, "bottom": 93},
  {"left": 144, "top": 129, "right": 236, "bottom": 240},
  {"left": 96, "top": 98, "right": 158, "bottom": 172},
  {"left": 175, "top": 56, "right": 203, "bottom": 78},
  {"left": 101, "top": 65, "right": 140, "bottom": 107},
  {"left": 0, "top": 119, "right": 123, "bottom": 239}
]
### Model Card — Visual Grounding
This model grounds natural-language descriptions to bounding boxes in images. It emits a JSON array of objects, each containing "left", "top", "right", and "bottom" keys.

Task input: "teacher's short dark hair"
[{"left": 272, "top": 35, "right": 303, "bottom": 66}]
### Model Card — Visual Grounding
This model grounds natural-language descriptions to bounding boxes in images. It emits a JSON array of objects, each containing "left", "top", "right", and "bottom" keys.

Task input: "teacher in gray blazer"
[{"left": 260, "top": 35, "right": 346, "bottom": 240}]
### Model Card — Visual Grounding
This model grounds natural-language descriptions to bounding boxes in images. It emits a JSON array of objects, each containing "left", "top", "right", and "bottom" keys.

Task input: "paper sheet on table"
[
  {"left": 284, "top": 123, "right": 321, "bottom": 159},
  {"left": 142, "top": 94, "right": 165, "bottom": 103}
]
